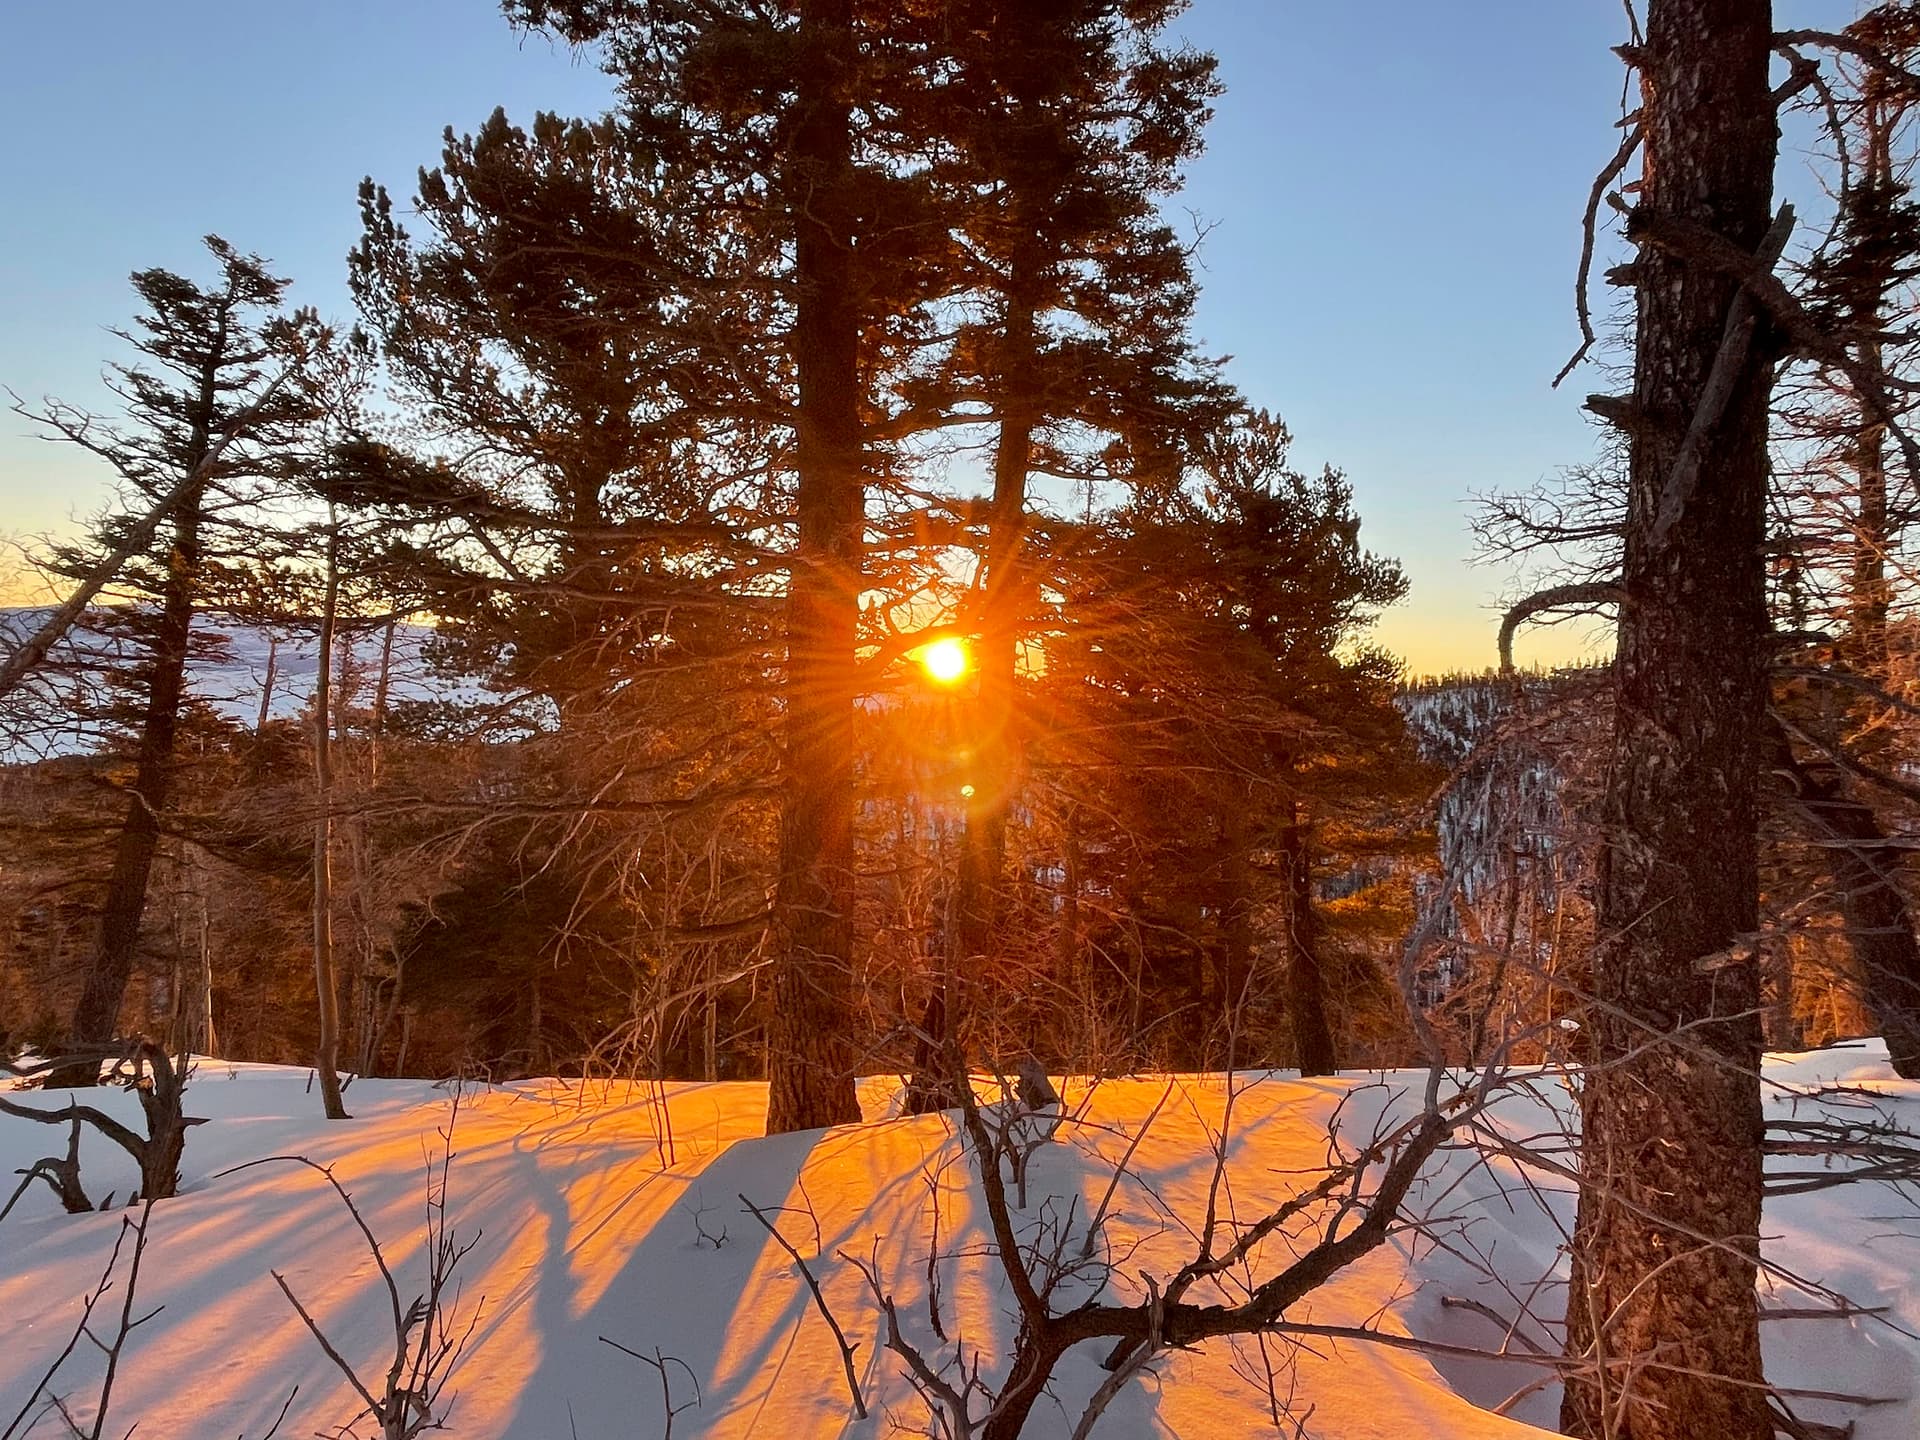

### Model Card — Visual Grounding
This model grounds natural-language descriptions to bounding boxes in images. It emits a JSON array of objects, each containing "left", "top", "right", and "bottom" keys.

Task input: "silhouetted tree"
[
  {"left": 506, "top": 0, "right": 961, "bottom": 1131},
  {"left": 1033, "top": 411, "right": 1411, "bottom": 1073},
  {"left": 900, "top": 0, "right": 1230, "bottom": 1108},
  {"left": 23, "top": 239, "right": 315, "bottom": 1087}
]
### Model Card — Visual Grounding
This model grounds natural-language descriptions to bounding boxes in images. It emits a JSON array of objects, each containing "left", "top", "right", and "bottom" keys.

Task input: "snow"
[
  {"left": 2, "top": 1050, "right": 1916, "bottom": 1439},
  {"left": 0, "top": 607, "right": 468, "bottom": 761}
]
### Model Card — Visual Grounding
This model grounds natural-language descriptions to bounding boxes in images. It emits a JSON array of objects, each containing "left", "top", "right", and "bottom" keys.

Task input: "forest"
[{"left": 3, "top": 3, "right": 1920, "bottom": 1440}]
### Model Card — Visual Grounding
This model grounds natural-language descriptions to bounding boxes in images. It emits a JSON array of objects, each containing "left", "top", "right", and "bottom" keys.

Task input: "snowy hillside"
[
  {"left": 3, "top": 1052, "right": 1915, "bottom": 1439},
  {"left": 1398, "top": 676, "right": 1577, "bottom": 902},
  {"left": 0, "top": 607, "right": 468, "bottom": 759}
]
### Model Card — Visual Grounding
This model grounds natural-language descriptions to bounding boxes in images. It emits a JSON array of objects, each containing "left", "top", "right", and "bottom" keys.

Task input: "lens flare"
[{"left": 919, "top": 637, "right": 969, "bottom": 685}]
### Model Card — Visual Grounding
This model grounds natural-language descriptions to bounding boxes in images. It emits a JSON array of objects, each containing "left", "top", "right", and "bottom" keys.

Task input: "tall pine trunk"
[
  {"left": 764, "top": 0, "right": 864, "bottom": 1135},
  {"left": 1280, "top": 804, "right": 1335, "bottom": 1076},
  {"left": 1560, "top": 3, "right": 1775, "bottom": 1434},
  {"left": 905, "top": 291, "right": 1039, "bottom": 1113},
  {"left": 53, "top": 484, "right": 210, "bottom": 1087}
]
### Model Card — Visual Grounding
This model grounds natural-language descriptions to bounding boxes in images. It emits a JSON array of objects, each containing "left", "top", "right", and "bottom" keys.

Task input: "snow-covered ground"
[{"left": 2, "top": 1050, "right": 1915, "bottom": 1439}]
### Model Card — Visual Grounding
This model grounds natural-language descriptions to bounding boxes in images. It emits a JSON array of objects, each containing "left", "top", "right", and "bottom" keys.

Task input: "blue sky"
[{"left": 0, "top": 1, "right": 1854, "bottom": 673}]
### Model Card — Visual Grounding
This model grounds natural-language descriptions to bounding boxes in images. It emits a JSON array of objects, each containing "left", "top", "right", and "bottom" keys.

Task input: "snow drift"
[{"left": 2, "top": 1050, "right": 1915, "bottom": 1439}]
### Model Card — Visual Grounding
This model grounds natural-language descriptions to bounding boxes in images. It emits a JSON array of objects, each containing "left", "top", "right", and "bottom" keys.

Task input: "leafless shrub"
[
  {"left": 1, "top": 1200, "right": 157, "bottom": 1440},
  {"left": 1, "top": 1040, "right": 204, "bottom": 1203},
  {"left": 217, "top": 1099, "right": 481, "bottom": 1440}
]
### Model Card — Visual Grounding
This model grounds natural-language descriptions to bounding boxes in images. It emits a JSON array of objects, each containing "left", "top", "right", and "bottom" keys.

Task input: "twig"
[
  {"left": 599, "top": 1339, "right": 702, "bottom": 1439},
  {"left": 1081, "top": 1078, "right": 1175, "bottom": 1260},
  {"left": 85, "top": 1200, "right": 161, "bottom": 1440},
  {"left": 738, "top": 1193, "right": 867, "bottom": 1419},
  {"left": 270, "top": 1270, "right": 383, "bottom": 1417},
  {"left": 1, "top": 1218, "right": 135, "bottom": 1440},
  {"left": 1556, "top": 122, "right": 1645, "bottom": 387}
]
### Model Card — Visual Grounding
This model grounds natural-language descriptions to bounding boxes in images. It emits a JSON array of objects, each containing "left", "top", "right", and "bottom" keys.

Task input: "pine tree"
[
  {"left": 1559, "top": 3, "right": 1778, "bottom": 1432},
  {"left": 25, "top": 239, "right": 314, "bottom": 1086},
  {"left": 497, "top": 1, "right": 967, "bottom": 1129},
  {"left": 344, "top": 101, "right": 804, "bottom": 1083},
  {"left": 888, "top": 0, "right": 1228, "bottom": 1106},
  {"left": 349, "top": 110, "right": 770, "bottom": 721},
  {"left": 1033, "top": 411, "right": 1410, "bottom": 1072}
]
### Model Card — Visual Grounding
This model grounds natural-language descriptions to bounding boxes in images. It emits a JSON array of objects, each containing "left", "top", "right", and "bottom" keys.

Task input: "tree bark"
[
  {"left": 764, "top": 0, "right": 864, "bottom": 1134},
  {"left": 1560, "top": 4, "right": 1776, "bottom": 1436},
  {"left": 1280, "top": 806, "right": 1336, "bottom": 1076}
]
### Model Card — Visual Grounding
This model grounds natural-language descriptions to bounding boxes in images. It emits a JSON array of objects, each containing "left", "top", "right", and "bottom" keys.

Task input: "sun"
[{"left": 919, "top": 636, "right": 970, "bottom": 685}]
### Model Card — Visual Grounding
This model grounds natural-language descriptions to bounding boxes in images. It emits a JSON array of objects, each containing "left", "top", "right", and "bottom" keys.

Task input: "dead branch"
[
  {"left": 1651, "top": 206, "right": 1797, "bottom": 545},
  {"left": 0, "top": 1107, "right": 93, "bottom": 1222},
  {"left": 1777, "top": 27, "right": 1920, "bottom": 101},
  {"left": 0, "top": 1041, "right": 204, "bottom": 1201},
  {"left": 1629, "top": 206, "right": 1920, "bottom": 488},
  {"left": 599, "top": 1339, "right": 702, "bottom": 1439},
  {"left": 844, "top": 1246, "right": 982, "bottom": 1439},
  {"left": 1556, "top": 122, "right": 1646, "bottom": 387},
  {"left": 738, "top": 1192, "right": 867, "bottom": 1420},
  {"left": 1497, "top": 582, "right": 1623, "bottom": 673}
]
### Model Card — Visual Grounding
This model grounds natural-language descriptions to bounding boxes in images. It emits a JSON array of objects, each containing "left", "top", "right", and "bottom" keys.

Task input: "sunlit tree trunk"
[{"left": 1560, "top": 2, "right": 1775, "bottom": 1433}]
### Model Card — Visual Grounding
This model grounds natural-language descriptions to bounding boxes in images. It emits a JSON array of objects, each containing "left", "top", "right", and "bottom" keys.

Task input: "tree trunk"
[
  {"left": 198, "top": 881, "right": 216, "bottom": 1057},
  {"left": 978, "top": 1326, "right": 1070, "bottom": 1440},
  {"left": 1280, "top": 806, "right": 1336, "bottom": 1076},
  {"left": 1829, "top": 99, "right": 1920, "bottom": 1078},
  {"left": 255, "top": 635, "right": 278, "bottom": 733},
  {"left": 52, "top": 485, "right": 207, "bottom": 1088},
  {"left": 906, "top": 293, "right": 1040, "bottom": 1113},
  {"left": 1842, "top": 98, "right": 1896, "bottom": 693},
  {"left": 310, "top": 520, "right": 350, "bottom": 1121},
  {"left": 528, "top": 967, "right": 545, "bottom": 1076},
  {"left": 1779, "top": 740, "right": 1920, "bottom": 1076},
  {"left": 1211, "top": 807, "right": 1257, "bottom": 1067},
  {"left": 1560, "top": 4, "right": 1776, "bottom": 1435},
  {"left": 764, "top": 0, "right": 864, "bottom": 1134}
]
